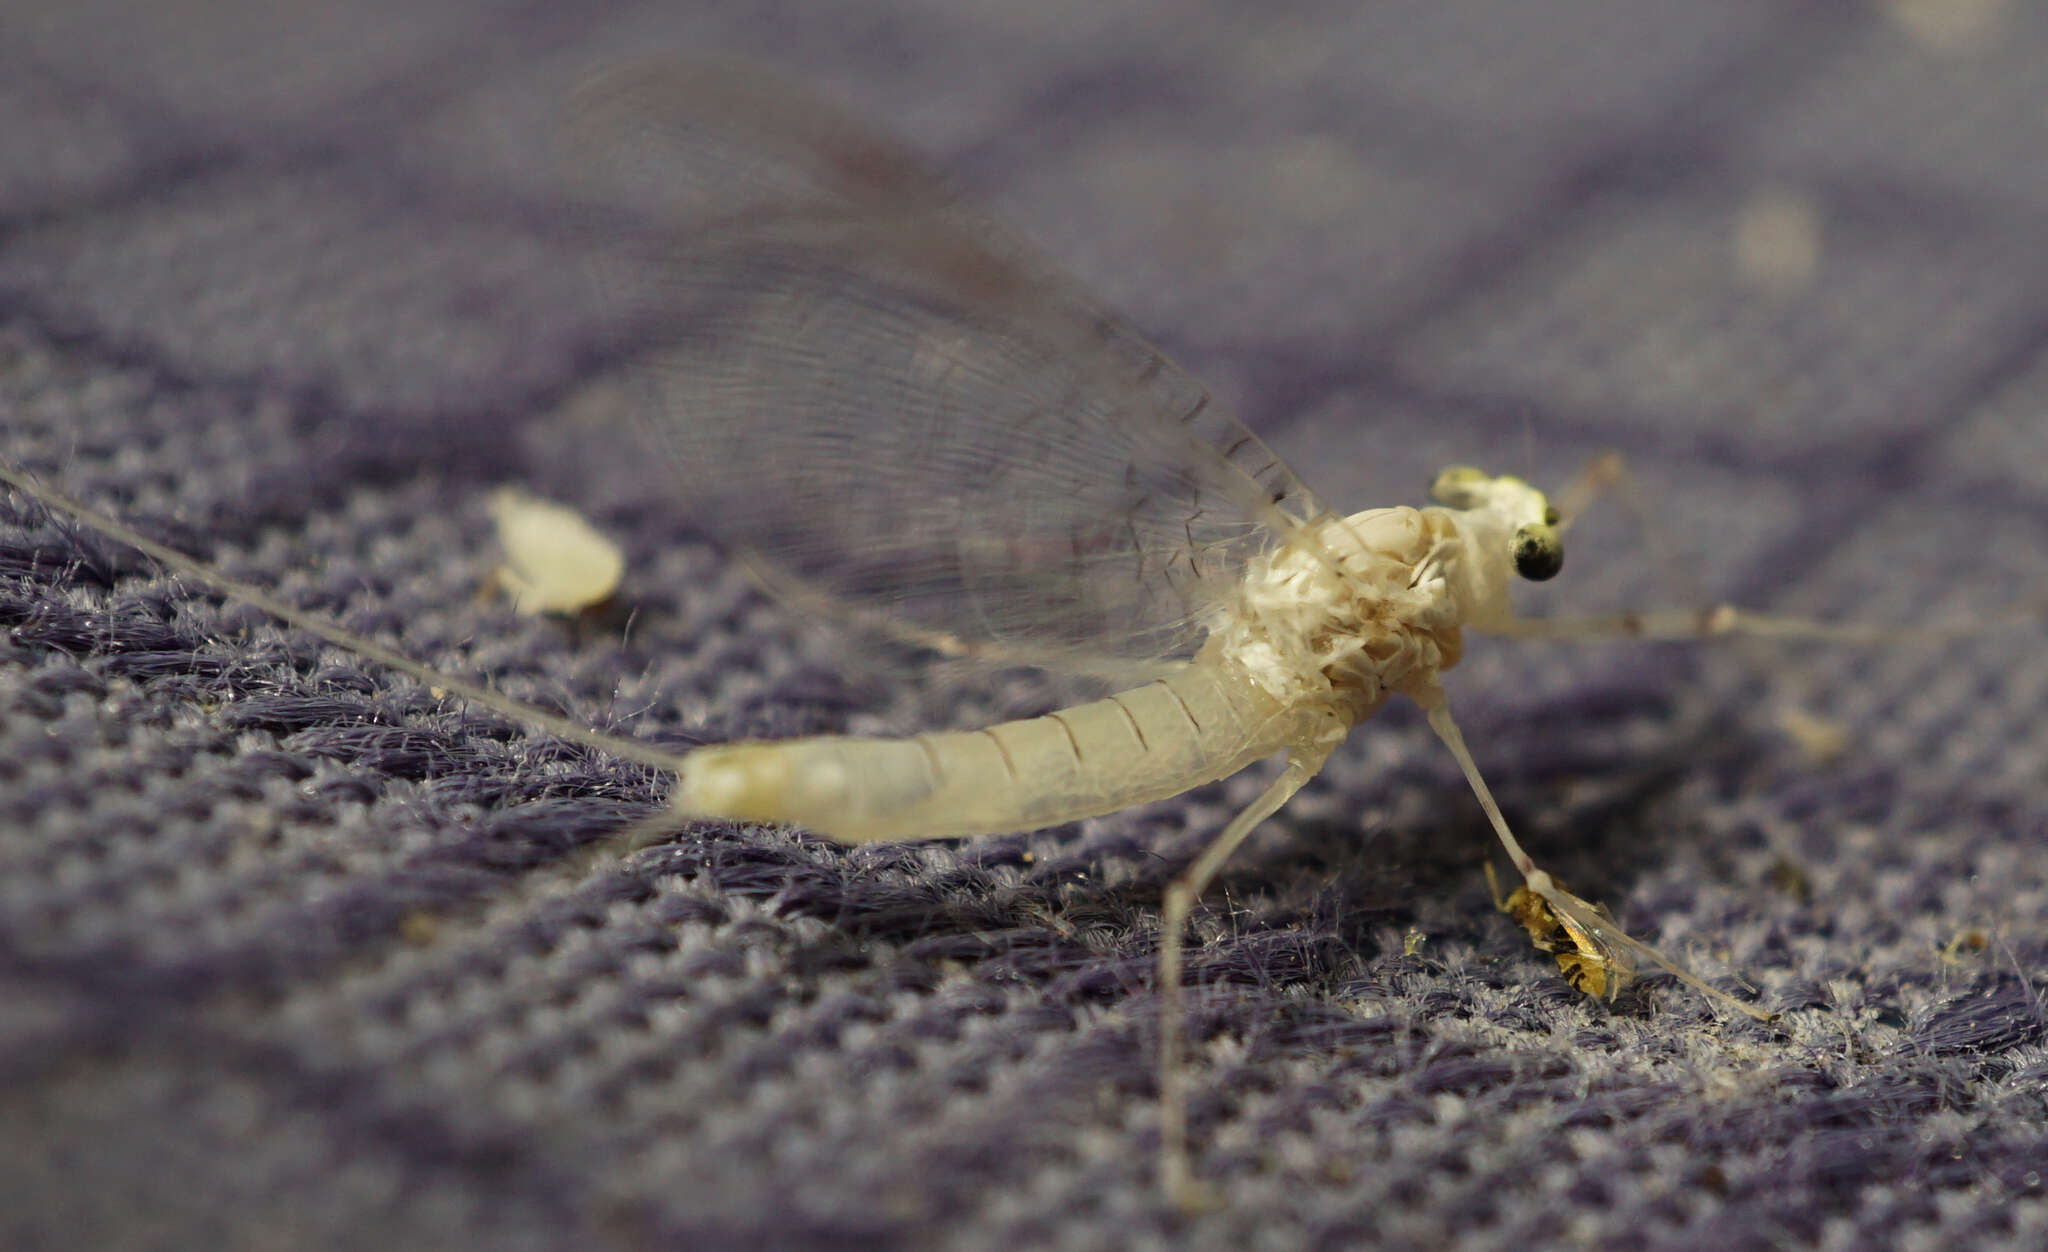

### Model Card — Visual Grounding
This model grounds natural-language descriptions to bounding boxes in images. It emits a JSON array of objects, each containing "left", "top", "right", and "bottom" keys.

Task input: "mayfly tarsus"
[{"left": 3, "top": 59, "right": 1977, "bottom": 1207}]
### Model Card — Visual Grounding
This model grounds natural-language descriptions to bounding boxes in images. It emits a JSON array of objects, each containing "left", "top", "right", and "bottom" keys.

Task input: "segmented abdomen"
[{"left": 674, "top": 657, "right": 1312, "bottom": 842}]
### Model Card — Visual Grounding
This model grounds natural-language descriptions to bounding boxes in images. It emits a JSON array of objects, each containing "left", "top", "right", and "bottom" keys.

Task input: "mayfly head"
[{"left": 1429, "top": 466, "right": 1564, "bottom": 583}]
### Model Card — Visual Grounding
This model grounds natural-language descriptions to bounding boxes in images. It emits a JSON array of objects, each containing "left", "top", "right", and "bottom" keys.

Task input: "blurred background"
[{"left": 2, "top": 3, "right": 2045, "bottom": 1249}]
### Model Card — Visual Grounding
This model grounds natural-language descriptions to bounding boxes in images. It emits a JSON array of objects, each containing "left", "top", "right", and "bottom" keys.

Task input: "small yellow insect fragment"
[
  {"left": 1487, "top": 862, "right": 1625, "bottom": 1000},
  {"left": 1939, "top": 928, "right": 1989, "bottom": 964},
  {"left": 486, "top": 488, "right": 625, "bottom": 615}
]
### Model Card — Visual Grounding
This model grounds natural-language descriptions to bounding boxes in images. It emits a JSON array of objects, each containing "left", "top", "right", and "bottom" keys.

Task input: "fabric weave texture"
[{"left": 2, "top": 3, "right": 2045, "bottom": 1249}]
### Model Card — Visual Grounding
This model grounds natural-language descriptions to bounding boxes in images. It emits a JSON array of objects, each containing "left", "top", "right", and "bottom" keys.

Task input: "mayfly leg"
[
  {"left": 1424, "top": 702, "right": 1779, "bottom": 1023},
  {"left": 1155, "top": 739, "right": 1335, "bottom": 1211},
  {"left": 1513, "top": 449, "right": 2043, "bottom": 646},
  {"left": 1492, "top": 604, "right": 2042, "bottom": 644}
]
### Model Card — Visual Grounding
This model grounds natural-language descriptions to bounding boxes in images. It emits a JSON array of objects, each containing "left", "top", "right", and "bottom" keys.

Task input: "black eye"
[{"left": 1513, "top": 526, "right": 1564, "bottom": 581}]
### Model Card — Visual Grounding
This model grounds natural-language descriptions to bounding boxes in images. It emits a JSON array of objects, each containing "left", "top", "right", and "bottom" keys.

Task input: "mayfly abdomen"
[{"left": 674, "top": 657, "right": 1302, "bottom": 843}]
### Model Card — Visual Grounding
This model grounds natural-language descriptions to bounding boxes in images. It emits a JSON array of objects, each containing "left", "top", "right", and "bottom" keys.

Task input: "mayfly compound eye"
[{"left": 1512, "top": 524, "right": 1565, "bottom": 581}]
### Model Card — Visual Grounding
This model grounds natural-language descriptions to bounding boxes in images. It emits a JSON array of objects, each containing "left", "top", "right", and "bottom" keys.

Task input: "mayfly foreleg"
[
  {"left": 1491, "top": 603, "right": 2043, "bottom": 644},
  {"left": 1156, "top": 736, "right": 1336, "bottom": 1210}
]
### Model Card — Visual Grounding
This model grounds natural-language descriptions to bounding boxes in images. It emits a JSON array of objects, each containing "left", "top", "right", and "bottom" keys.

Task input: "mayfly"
[{"left": 0, "top": 60, "right": 1971, "bottom": 1207}]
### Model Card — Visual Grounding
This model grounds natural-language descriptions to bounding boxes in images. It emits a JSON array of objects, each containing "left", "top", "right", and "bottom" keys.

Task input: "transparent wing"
[{"left": 564, "top": 59, "right": 1338, "bottom": 673}]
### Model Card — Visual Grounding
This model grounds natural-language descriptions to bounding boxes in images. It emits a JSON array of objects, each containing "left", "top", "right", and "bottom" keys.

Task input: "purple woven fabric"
[{"left": 3, "top": 4, "right": 2045, "bottom": 1249}]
